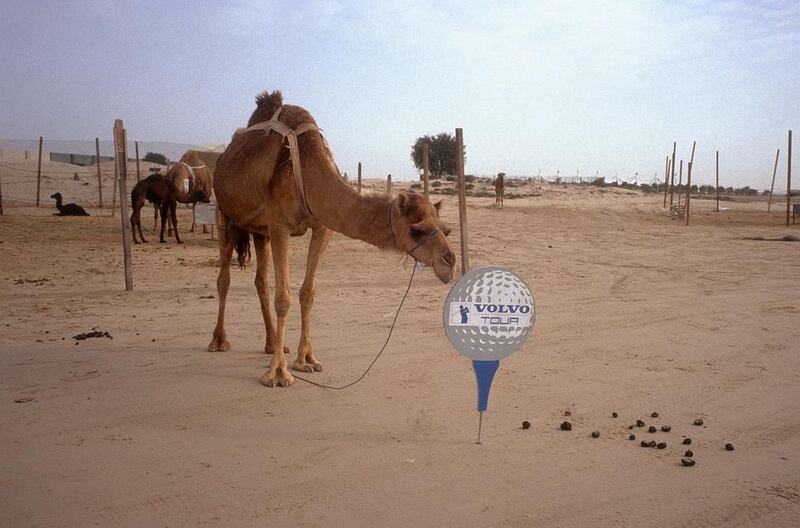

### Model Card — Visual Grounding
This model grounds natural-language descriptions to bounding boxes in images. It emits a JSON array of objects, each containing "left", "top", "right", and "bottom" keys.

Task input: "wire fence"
[{"left": 0, "top": 150, "right": 168, "bottom": 211}]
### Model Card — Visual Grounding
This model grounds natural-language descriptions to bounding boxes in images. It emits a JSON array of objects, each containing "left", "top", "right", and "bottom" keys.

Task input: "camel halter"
[
  {"left": 387, "top": 202, "right": 440, "bottom": 261},
  {"left": 178, "top": 161, "right": 206, "bottom": 183},
  {"left": 237, "top": 106, "right": 317, "bottom": 218}
]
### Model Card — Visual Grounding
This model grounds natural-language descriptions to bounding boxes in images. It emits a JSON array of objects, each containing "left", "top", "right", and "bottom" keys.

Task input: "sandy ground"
[{"left": 1, "top": 185, "right": 799, "bottom": 527}]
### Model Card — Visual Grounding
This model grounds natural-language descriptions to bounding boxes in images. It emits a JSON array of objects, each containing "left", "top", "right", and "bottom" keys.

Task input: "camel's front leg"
[
  {"left": 208, "top": 220, "right": 235, "bottom": 352},
  {"left": 292, "top": 226, "right": 330, "bottom": 373},
  {"left": 253, "top": 233, "right": 289, "bottom": 356},
  {"left": 260, "top": 228, "right": 294, "bottom": 387}
]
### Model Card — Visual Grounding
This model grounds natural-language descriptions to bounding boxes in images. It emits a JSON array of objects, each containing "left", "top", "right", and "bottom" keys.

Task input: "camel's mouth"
[{"left": 432, "top": 254, "right": 455, "bottom": 284}]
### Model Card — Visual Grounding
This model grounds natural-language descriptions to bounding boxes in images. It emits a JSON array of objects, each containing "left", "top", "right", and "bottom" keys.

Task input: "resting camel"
[
  {"left": 495, "top": 172, "right": 505, "bottom": 207},
  {"left": 130, "top": 175, "right": 209, "bottom": 244},
  {"left": 153, "top": 150, "right": 213, "bottom": 235},
  {"left": 209, "top": 90, "right": 456, "bottom": 387},
  {"left": 50, "top": 193, "right": 89, "bottom": 216}
]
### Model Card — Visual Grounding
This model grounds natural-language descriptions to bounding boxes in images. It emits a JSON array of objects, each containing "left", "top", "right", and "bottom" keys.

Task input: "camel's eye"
[{"left": 410, "top": 226, "right": 427, "bottom": 239}]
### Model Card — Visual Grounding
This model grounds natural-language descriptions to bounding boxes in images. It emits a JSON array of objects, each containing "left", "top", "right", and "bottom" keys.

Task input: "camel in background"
[
  {"left": 131, "top": 175, "right": 209, "bottom": 244},
  {"left": 50, "top": 193, "right": 90, "bottom": 216},
  {"left": 495, "top": 172, "right": 505, "bottom": 207},
  {"left": 209, "top": 90, "right": 455, "bottom": 387},
  {"left": 153, "top": 150, "right": 213, "bottom": 235}
]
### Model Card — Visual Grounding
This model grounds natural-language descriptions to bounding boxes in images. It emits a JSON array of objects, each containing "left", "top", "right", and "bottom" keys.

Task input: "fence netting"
[{"left": 0, "top": 150, "right": 167, "bottom": 209}]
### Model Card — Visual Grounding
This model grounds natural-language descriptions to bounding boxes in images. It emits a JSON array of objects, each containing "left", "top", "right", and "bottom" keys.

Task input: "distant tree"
[
  {"left": 143, "top": 152, "right": 168, "bottom": 165},
  {"left": 410, "top": 133, "right": 465, "bottom": 179}
]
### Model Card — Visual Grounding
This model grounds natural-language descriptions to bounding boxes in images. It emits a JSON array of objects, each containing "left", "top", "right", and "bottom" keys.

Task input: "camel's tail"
[{"left": 232, "top": 226, "right": 251, "bottom": 270}]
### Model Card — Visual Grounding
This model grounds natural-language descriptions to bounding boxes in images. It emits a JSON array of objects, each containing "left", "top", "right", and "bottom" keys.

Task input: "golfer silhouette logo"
[{"left": 459, "top": 305, "right": 469, "bottom": 324}]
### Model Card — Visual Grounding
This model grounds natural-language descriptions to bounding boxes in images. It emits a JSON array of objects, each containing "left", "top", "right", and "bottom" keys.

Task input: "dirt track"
[{"left": 2, "top": 187, "right": 799, "bottom": 527}]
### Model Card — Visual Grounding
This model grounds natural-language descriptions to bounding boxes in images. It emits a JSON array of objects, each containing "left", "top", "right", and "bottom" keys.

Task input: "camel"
[
  {"left": 495, "top": 172, "right": 505, "bottom": 207},
  {"left": 153, "top": 150, "right": 213, "bottom": 235},
  {"left": 130, "top": 175, "right": 209, "bottom": 244},
  {"left": 209, "top": 90, "right": 456, "bottom": 387},
  {"left": 50, "top": 193, "right": 89, "bottom": 216}
]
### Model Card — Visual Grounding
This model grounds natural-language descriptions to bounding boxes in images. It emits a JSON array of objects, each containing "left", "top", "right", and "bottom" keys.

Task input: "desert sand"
[{"left": 1, "top": 182, "right": 799, "bottom": 527}]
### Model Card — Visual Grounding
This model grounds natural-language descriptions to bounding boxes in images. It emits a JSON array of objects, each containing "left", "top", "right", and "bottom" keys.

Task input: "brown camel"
[
  {"left": 209, "top": 90, "right": 456, "bottom": 387},
  {"left": 153, "top": 150, "right": 213, "bottom": 235},
  {"left": 130, "top": 175, "right": 209, "bottom": 244},
  {"left": 495, "top": 172, "right": 505, "bottom": 207}
]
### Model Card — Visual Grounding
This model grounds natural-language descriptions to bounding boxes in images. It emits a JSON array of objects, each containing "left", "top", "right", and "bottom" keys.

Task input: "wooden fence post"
[
  {"left": 423, "top": 142, "right": 430, "bottom": 198},
  {"left": 135, "top": 141, "right": 141, "bottom": 182},
  {"left": 387, "top": 174, "right": 392, "bottom": 193},
  {"left": 0, "top": 172, "right": 4, "bottom": 216},
  {"left": 111, "top": 151, "right": 118, "bottom": 217},
  {"left": 768, "top": 149, "right": 780, "bottom": 212},
  {"left": 662, "top": 156, "right": 669, "bottom": 206},
  {"left": 685, "top": 161, "right": 693, "bottom": 226},
  {"left": 357, "top": 162, "right": 362, "bottom": 194},
  {"left": 715, "top": 150, "right": 720, "bottom": 212},
  {"left": 113, "top": 120, "right": 134, "bottom": 291},
  {"left": 787, "top": 130, "right": 793, "bottom": 227},
  {"left": 96, "top": 138, "right": 103, "bottom": 207},
  {"left": 668, "top": 141, "right": 676, "bottom": 208},
  {"left": 36, "top": 136, "right": 43, "bottom": 207},
  {"left": 455, "top": 128, "right": 469, "bottom": 275}
]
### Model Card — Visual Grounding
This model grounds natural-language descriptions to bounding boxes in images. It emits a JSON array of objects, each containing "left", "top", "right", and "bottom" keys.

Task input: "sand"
[{"left": 1, "top": 184, "right": 799, "bottom": 527}]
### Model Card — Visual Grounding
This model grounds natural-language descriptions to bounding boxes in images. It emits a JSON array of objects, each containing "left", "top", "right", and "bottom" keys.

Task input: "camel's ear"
[
  {"left": 396, "top": 192, "right": 411, "bottom": 214},
  {"left": 433, "top": 200, "right": 443, "bottom": 213}
]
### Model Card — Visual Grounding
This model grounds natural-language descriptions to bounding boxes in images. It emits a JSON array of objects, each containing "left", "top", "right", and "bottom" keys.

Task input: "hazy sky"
[{"left": 1, "top": 0, "right": 798, "bottom": 187}]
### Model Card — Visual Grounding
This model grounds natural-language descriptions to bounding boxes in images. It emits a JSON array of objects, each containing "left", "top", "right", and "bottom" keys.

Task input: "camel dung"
[
  {"left": 636, "top": 420, "right": 645, "bottom": 427},
  {"left": 725, "top": 443, "right": 735, "bottom": 451},
  {"left": 651, "top": 412, "right": 659, "bottom": 418},
  {"left": 661, "top": 425, "right": 672, "bottom": 432},
  {"left": 640, "top": 440, "right": 650, "bottom": 448},
  {"left": 591, "top": 431, "right": 600, "bottom": 438},
  {"left": 629, "top": 434, "right": 636, "bottom": 440},
  {"left": 693, "top": 418, "right": 704, "bottom": 426},
  {"left": 648, "top": 440, "right": 657, "bottom": 448},
  {"left": 656, "top": 442, "right": 667, "bottom": 449},
  {"left": 611, "top": 412, "right": 618, "bottom": 418},
  {"left": 522, "top": 420, "right": 531, "bottom": 430},
  {"left": 564, "top": 410, "right": 572, "bottom": 416},
  {"left": 648, "top": 426, "right": 657, "bottom": 433},
  {"left": 684, "top": 450, "right": 694, "bottom": 457},
  {"left": 628, "top": 425, "right": 634, "bottom": 430},
  {"left": 560, "top": 421, "right": 572, "bottom": 431},
  {"left": 682, "top": 438, "right": 692, "bottom": 445},
  {"left": 681, "top": 457, "right": 696, "bottom": 467}
]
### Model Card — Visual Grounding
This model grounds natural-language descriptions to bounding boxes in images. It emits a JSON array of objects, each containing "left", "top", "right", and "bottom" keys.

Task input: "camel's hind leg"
[
  {"left": 253, "top": 233, "right": 288, "bottom": 356},
  {"left": 260, "top": 228, "right": 294, "bottom": 387},
  {"left": 152, "top": 203, "right": 159, "bottom": 233},
  {"left": 208, "top": 216, "right": 236, "bottom": 352},
  {"left": 292, "top": 226, "right": 331, "bottom": 373}
]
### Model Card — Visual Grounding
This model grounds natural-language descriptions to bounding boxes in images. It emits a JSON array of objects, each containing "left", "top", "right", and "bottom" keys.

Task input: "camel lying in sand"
[
  {"left": 50, "top": 193, "right": 89, "bottom": 216},
  {"left": 208, "top": 90, "right": 455, "bottom": 387}
]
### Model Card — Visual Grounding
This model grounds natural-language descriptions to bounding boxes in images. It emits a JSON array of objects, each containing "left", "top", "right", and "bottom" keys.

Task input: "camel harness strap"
[{"left": 236, "top": 107, "right": 317, "bottom": 218}]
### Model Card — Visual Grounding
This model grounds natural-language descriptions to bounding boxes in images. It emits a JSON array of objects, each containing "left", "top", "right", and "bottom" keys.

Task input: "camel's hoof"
[
  {"left": 176, "top": 240, "right": 183, "bottom": 244},
  {"left": 208, "top": 338, "right": 231, "bottom": 352},
  {"left": 260, "top": 369, "right": 294, "bottom": 387},
  {"left": 291, "top": 359, "right": 315, "bottom": 373}
]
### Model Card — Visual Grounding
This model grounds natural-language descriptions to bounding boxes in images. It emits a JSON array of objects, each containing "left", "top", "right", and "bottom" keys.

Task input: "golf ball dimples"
[{"left": 444, "top": 266, "right": 535, "bottom": 361}]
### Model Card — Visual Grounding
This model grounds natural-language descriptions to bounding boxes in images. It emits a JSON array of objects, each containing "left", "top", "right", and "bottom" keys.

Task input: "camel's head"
[
  {"left": 192, "top": 190, "right": 211, "bottom": 204},
  {"left": 50, "top": 192, "right": 62, "bottom": 200},
  {"left": 391, "top": 192, "right": 455, "bottom": 283}
]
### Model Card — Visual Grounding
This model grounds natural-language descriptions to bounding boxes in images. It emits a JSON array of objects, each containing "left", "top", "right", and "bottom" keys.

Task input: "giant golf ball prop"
[{"left": 443, "top": 266, "right": 536, "bottom": 442}]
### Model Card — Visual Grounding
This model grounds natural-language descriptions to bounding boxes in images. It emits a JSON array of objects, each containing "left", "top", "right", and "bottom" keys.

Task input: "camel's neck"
[
  {"left": 304, "top": 153, "right": 394, "bottom": 249},
  {"left": 54, "top": 197, "right": 63, "bottom": 210}
]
